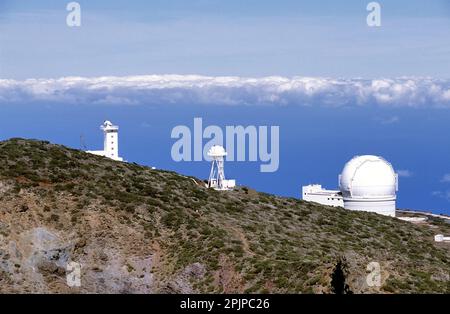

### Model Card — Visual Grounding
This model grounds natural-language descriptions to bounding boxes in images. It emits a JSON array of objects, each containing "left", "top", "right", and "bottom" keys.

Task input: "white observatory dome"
[
  {"left": 338, "top": 155, "right": 397, "bottom": 217},
  {"left": 207, "top": 145, "right": 227, "bottom": 158},
  {"left": 339, "top": 155, "right": 397, "bottom": 199}
]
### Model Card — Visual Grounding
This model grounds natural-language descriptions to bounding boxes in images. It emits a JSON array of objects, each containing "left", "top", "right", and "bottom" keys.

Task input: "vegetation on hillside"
[{"left": 0, "top": 138, "right": 448, "bottom": 293}]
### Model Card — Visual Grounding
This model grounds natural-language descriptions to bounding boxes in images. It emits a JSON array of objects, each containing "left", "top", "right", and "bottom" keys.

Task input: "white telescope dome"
[
  {"left": 207, "top": 145, "right": 227, "bottom": 158},
  {"left": 339, "top": 155, "right": 397, "bottom": 199}
]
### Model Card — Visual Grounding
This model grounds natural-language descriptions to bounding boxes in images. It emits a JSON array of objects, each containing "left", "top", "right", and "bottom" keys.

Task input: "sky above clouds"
[{"left": 1, "top": 0, "right": 450, "bottom": 79}]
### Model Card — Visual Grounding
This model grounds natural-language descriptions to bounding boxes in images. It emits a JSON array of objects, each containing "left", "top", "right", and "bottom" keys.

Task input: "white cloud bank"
[{"left": 1, "top": 75, "right": 450, "bottom": 107}]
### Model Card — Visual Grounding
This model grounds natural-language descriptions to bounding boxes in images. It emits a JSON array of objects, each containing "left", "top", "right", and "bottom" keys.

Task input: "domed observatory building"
[{"left": 339, "top": 155, "right": 398, "bottom": 217}]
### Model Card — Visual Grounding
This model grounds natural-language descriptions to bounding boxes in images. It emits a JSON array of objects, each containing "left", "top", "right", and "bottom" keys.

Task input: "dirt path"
[{"left": 230, "top": 226, "right": 254, "bottom": 256}]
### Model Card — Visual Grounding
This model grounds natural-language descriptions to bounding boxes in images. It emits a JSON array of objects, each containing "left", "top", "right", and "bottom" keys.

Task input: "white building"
[
  {"left": 87, "top": 120, "right": 123, "bottom": 161},
  {"left": 434, "top": 234, "right": 450, "bottom": 242},
  {"left": 206, "top": 145, "right": 236, "bottom": 190},
  {"left": 302, "top": 155, "right": 398, "bottom": 217},
  {"left": 397, "top": 216, "right": 427, "bottom": 223},
  {"left": 302, "top": 184, "right": 343, "bottom": 207}
]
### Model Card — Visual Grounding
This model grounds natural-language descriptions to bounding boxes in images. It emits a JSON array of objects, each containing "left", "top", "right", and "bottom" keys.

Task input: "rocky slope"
[{"left": 0, "top": 138, "right": 448, "bottom": 293}]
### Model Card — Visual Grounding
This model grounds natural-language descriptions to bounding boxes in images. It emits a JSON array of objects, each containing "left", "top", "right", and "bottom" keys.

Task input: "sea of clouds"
[{"left": 1, "top": 75, "right": 450, "bottom": 107}]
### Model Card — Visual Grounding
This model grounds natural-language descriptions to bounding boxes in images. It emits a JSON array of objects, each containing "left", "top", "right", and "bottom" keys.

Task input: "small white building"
[
  {"left": 302, "top": 184, "right": 344, "bottom": 207},
  {"left": 434, "top": 234, "right": 450, "bottom": 242},
  {"left": 397, "top": 217, "right": 427, "bottom": 223},
  {"left": 87, "top": 120, "right": 123, "bottom": 161}
]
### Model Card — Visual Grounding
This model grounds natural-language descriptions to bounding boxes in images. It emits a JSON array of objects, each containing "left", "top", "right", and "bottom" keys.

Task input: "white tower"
[
  {"left": 339, "top": 155, "right": 397, "bottom": 217},
  {"left": 207, "top": 145, "right": 235, "bottom": 190},
  {"left": 87, "top": 120, "right": 123, "bottom": 161},
  {"left": 101, "top": 120, "right": 121, "bottom": 160}
]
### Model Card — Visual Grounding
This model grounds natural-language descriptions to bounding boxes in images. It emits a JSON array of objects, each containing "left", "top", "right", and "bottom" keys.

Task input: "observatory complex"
[
  {"left": 206, "top": 145, "right": 236, "bottom": 191},
  {"left": 87, "top": 120, "right": 123, "bottom": 161},
  {"left": 303, "top": 155, "right": 398, "bottom": 217}
]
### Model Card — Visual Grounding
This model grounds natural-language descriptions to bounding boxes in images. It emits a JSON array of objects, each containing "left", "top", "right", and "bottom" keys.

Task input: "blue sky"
[
  {"left": 1, "top": 0, "right": 450, "bottom": 78},
  {"left": 1, "top": 1, "right": 450, "bottom": 215}
]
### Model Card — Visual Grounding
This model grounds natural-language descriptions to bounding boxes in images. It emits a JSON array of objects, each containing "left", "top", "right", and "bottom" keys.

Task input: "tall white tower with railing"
[
  {"left": 207, "top": 145, "right": 235, "bottom": 191},
  {"left": 102, "top": 121, "right": 120, "bottom": 160},
  {"left": 87, "top": 120, "right": 123, "bottom": 161}
]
